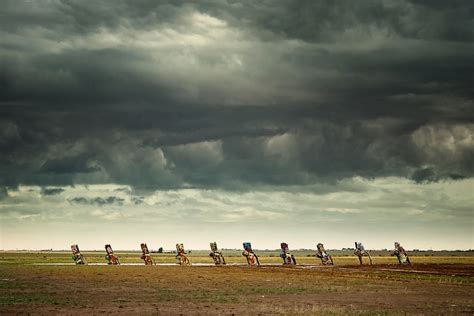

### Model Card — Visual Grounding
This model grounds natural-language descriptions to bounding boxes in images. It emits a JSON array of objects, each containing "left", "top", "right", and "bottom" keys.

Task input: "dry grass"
[{"left": 0, "top": 253, "right": 473, "bottom": 314}]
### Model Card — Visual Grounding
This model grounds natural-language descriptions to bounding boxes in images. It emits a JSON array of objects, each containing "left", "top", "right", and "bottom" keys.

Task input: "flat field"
[{"left": 0, "top": 252, "right": 473, "bottom": 315}]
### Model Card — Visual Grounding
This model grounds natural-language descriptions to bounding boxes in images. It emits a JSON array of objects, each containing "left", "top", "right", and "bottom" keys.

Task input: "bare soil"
[{"left": 0, "top": 263, "right": 473, "bottom": 315}]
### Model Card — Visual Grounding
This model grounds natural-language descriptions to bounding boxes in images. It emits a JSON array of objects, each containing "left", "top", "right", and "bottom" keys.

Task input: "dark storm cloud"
[
  {"left": 40, "top": 153, "right": 100, "bottom": 174},
  {"left": 242, "top": 0, "right": 474, "bottom": 42},
  {"left": 0, "top": 0, "right": 473, "bottom": 189},
  {"left": 0, "top": 187, "right": 8, "bottom": 200},
  {"left": 410, "top": 167, "right": 467, "bottom": 183}
]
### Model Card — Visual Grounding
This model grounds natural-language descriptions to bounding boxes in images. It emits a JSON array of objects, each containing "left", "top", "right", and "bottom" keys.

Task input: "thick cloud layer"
[{"left": 1, "top": 0, "right": 473, "bottom": 189}]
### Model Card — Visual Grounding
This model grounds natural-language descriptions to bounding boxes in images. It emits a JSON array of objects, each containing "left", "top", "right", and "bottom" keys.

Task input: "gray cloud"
[
  {"left": 41, "top": 187, "right": 65, "bottom": 196},
  {"left": 0, "top": 186, "right": 8, "bottom": 200},
  {"left": 0, "top": 0, "right": 473, "bottom": 189},
  {"left": 40, "top": 154, "right": 100, "bottom": 174},
  {"left": 68, "top": 196, "right": 125, "bottom": 206}
]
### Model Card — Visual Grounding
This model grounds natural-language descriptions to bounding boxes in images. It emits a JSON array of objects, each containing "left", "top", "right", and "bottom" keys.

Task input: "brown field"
[{"left": 1, "top": 253, "right": 473, "bottom": 315}]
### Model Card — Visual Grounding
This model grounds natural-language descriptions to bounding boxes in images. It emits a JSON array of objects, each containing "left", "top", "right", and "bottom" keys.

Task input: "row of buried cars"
[{"left": 71, "top": 241, "right": 410, "bottom": 266}]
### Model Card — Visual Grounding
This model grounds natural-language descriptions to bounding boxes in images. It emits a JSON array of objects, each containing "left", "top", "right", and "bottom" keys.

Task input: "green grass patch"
[{"left": 0, "top": 294, "right": 69, "bottom": 305}]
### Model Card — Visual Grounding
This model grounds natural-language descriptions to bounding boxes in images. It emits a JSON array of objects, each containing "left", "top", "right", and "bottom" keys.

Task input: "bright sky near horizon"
[{"left": 1, "top": 177, "right": 472, "bottom": 250}]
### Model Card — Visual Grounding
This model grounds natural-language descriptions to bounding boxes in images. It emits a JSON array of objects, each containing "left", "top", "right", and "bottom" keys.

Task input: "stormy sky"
[{"left": 1, "top": 0, "right": 473, "bottom": 250}]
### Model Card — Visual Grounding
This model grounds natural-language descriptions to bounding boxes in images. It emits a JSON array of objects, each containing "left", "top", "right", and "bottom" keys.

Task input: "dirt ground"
[{"left": 1, "top": 262, "right": 473, "bottom": 315}]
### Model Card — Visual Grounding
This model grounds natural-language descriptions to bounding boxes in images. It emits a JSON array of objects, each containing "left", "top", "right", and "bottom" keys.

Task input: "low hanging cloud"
[{"left": 68, "top": 196, "right": 125, "bottom": 206}]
